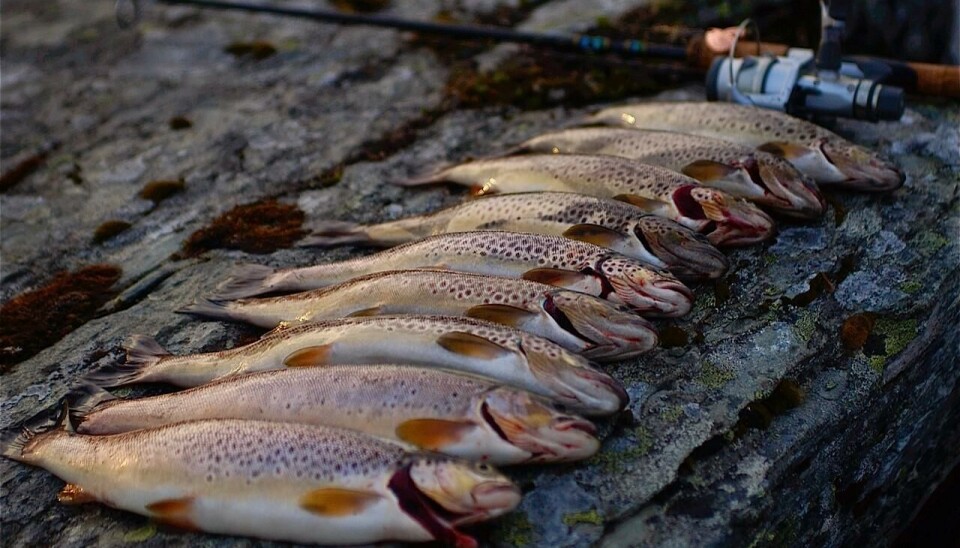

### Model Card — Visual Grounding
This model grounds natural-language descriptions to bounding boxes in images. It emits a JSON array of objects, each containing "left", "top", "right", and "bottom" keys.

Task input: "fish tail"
[
  {"left": 211, "top": 263, "right": 279, "bottom": 300},
  {"left": 85, "top": 335, "right": 171, "bottom": 387},
  {"left": 66, "top": 383, "right": 118, "bottom": 426},
  {"left": 176, "top": 298, "right": 237, "bottom": 322},
  {"left": 3, "top": 400, "right": 74, "bottom": 461},
  {"left": 299, "top": 221, "right": 373, "bottom": 247},
  {"left": 3, "top": 426, "right": 40, "bottom": 461}
]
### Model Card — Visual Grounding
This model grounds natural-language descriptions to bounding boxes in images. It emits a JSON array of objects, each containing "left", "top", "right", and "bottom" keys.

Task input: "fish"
[
  {"left": 399, "top": 156, "right": 775, "bottom": 247},
  {"left": 71, "top": 366, "right": 599, "bottom": 465},
  {"left": 180, "top": 270, "right": 659, "bottom": 362},
  {"left": 585, "top": 101, "right": 904, "bottom": 191},
  {"left": 88, "top": 315, "right": 628, "bottom": 415},
  {"left": 299, "top": 192, "right": 728, "bottom": 281},
  {"left": 512, "top": 127, "right": 825, "bottom": 218},
  {"left": 209, "top": 231, "right": 694, "bottom": 316},
  {"left": 4, "top": 417, "right": 520, "bottom": 547}
]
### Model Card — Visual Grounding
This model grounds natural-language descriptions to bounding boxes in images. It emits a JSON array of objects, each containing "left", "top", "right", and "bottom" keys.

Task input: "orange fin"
[
  {"left": 284, "top": 345, "right": 333, "bottom": 367},
  {"left": 613, "top": 194, "right": 669, "bottom": 214},
  {"left": 346, "top": 306, "right": 383, "bottom": 318},
  {"left": 300, "top": 488, "right": 382, "bottom": 517},
  {"left": 522, "top": 267, "right": 592, "bottom": 288},
  {"left": 396, "top": 419, "right": 476, "bottom": 450},
  {"left": 466, "top": 304, "right": 538, "bottom": 327},
  {"left": 146, "top": 497, "right": 199, "bottom": 531},
  {"left": 682, "top": 160, "right": 737, "bottom": 182},
  {"left": 437, "top": 331, "right": 513, "bottom": 360},
  {"left": 57, "top": 483, "right": 99, "bottom": 505},
  {"left": 757, "top": 141, "right": 813, "bottom": 160},
  {"left": 562, "top": 224, "right": 628, "bottom": 248}
]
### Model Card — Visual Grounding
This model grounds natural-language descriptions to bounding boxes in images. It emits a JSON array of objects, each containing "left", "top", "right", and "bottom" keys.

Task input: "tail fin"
[
  {"left": 176, "top": 298, "right": 236, "bottom": 322},
  {"left": 66, "top": 383, "right": 118, "bottom": 426},
  {"left": 298, "top": 221, "right": 372, "bottom": 247},
  {"left": 85, "top": 335, "right": 170, "bottom": 388},
  {"left": 3, "top": 401, "right": 74, "bottom": 461},
  {"left": 211, "top": 263, "right": 277, "bottom": 300},
  {"left": 3, "top": 426, "right": 41, "bottom": 461}
]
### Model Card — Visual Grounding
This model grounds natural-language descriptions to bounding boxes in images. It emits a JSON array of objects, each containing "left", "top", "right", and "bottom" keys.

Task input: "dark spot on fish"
[
  {"left": 178, "top": 199, "right": 306, "bottom": 258},
  {"left": 92, "top": 220, "right": 133, "bottom": 244},
  {"left": 138, "top": 179, "right": 185, "bottom": 203},
  {"left": 0, "top": 264, "right": 122, "bottom": 370}
]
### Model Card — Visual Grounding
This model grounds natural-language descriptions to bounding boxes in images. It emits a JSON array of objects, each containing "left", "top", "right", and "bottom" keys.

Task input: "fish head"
[
  {"left": 593, "top": 255, "right": 694, "bottom": 317},
  {"left": 409, "top": 458, "right": 520, "bottom": 524},
  {"left": 632, "top": 217, "right": 728, "bottom": 280},
  {"left": 542, "top": 290, "right": 659, "bottom": 360},
  {"left": 517, "top": 333, "right": 629, "bottom": 415},
  {"left": 673, "top": 185, "right": 776, "bottom": 246},
  {"left": 747, "top": 154, "right": 826, "bottom": 218},
  {"left": 477, "top": 387, "right": 599, "bottom": 463},
  {"left": 819, "top": 138, "right": 905, "bottom": 191}
]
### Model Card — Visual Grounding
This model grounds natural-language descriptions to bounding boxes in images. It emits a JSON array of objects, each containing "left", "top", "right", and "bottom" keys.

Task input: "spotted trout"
[
  {"left": 4, "top": 418, "right": 520, "bottom": 547},
  {"left": 211, "top": 231, "right": 693, "bottom": 316},
  {"left": 513, "top": 127, "right": 825, "bottom": 218},
  {"left": 399, "top": 156, "right": 775, "bottom": 246},
  {"left": 300, "top": 192, "right": 728, "bottom": 281},
  {"left": 90, "top": 316, "right": 627, "bottom": 415},
  {"left": 585, "top": 101, "right": 904, "bottom": 191},
  {"left": 72, "top": 366, "right": 599, "bottom": 464},
  {"left": 181, "top": 270, "right": 659, "bottom": 361}
]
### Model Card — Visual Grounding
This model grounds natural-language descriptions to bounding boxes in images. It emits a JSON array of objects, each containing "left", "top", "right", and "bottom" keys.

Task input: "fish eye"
[{"left": 475, "top": 463, "right": 493, "bottom": 473}]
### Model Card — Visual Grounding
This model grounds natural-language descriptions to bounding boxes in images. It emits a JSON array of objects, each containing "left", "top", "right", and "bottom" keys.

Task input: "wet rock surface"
[{"left": 2, "top": 1, "right": 958, "bottom": 546}]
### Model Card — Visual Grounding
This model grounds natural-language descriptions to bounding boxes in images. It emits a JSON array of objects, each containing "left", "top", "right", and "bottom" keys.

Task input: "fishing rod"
[{"left": 118, "top": 0, "right": 960, "bottom": 120}]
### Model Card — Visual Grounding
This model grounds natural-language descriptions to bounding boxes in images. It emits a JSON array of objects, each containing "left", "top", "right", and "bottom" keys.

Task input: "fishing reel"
[{"left": 705, "top": 0, "right": 905, "bottom": 121}]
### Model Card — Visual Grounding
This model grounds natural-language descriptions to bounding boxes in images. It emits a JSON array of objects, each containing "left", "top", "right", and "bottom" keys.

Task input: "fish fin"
[
  {"left": 613, "top": 194, "right": 670, "bottom": 213},
  {"left": 396, "top": 419, "right": 476, "bottom": 450},
  {"left": 437, "top": 331, "right": 513, "bottom": 360},
  {"left": 283, "top": 345, "right": 333, "bottom": 367},
  {"left": 66, "top": 383, "right": 118, "bottom": 427},
  {"left": 175, "top": 298, "right": 234, "bottom": 322},
  {"left": 147, "top": 497, "right": 199, "bottom": 531},
  {"left": 681, "top": 160, "right": 737, "bottom": 182},
  {"left": 298, "top": 221, "right": 371, "bottom": 247},
  {"left": 522, "top": 268, "right": 592, "bottom": 288},
  {"left": 299, "top": 488, "right": 382, "bottom": 517},
  {"left": 57, "top": 484, "right": 99, "bottom": 505},
  {"left": 210, "top": 264, "right": 278, "bottom": 300},
  {"left": 346, "top": 306, "right": 383, "bottom": 318},
  {"left": 757, "top": 141, "right": 812, "bottom": 160},
  {"left": 2, "top": 426, "right": 40, "bottom": 461},
  {"left": 466, "top": 304, "right": 538, "bottom": 327},
  {"left": 83, "top": 335, "right": 170, "bottom": 388},
  {"left": 562, "top": 224, "right": 628, "bottom": 248}
]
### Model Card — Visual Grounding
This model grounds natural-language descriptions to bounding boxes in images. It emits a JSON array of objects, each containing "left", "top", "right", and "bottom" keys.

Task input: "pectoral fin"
[
  {"left": 613, "top": 194, "right": 670, "bottom": 214},
  {"left": 437, "top": 331, "right": 513, "bottom": 360},
  {"left": 466, "top": 304, "right": 538, "bottom": 327},
  {"left": 284, "top": 345, "right": 333, "bottom": 367},
  {"left": 396, "top": 419, "right": 476, "bottom": 450},
  {"left": 522, "top": 268, "right": 592, "bottom": 288},
  {"left": 563, "top": 224, "right": 628, "bottom": 248},
  {"left": 300, "top": 488, "right": 382, "bottom": 517},
  {"left": 757, "top": 141, "right": 813, "bottom": 160},
  {"left": 682, "top": 160, "right": 737, "bottom": 182},
  {"left": 57, "top": 484, "right": 99, "bottom": 505},
  {"left": 146, "top": 497, "right": 199, "bottom": 531}
]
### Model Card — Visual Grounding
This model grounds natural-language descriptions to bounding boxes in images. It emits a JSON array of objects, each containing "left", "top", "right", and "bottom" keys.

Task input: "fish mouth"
[
  {"left": 605, "top": 266, "right": 694, "bottom": 317},
  {"left": 545, "top": 293, "right": 659, "bottom": 361},
  {"left": 636, "top": 221, "right": 728, "bottom": 281},
  {"left": 468, "top": 482, "right": 522, "bottom": 521},
  {"left": 820, "top": 140, "right": 905, "bottom": 191},
  {"left": 480, "top": 398, "right": 599, "bottom": 463},
  {"left": 389, "top": 465, "right": 480, "bottom": 548},
  {"left": 562, "top": 367, "right": 629, "bottom": 415},
  {"left": 746, "top": 157, "right": 826, "bottom": 219},
  {"left": 676, "top": 186, "right": 775, "bottom": 247}
]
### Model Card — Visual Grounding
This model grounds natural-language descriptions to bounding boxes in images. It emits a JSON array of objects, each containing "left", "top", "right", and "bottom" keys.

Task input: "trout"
[
  {"left": 585, "top": 101, "right": 904, "bottom": 191},
  {"left": 89, "top": 316, "right": 628, "bottom": 415},
  {"left": 72, "top": 366, "right": 600, "bottom": 464},
  {"left": 210, "top": 231, "right": 694, "bottom": 316},
  {"left": 4, "top": 418, "right": 519, "bottom": 547},
  {"left": 300, "top": 192, "right": 728, "bottom": 280},
  {"left": 181, "top": 270, "right": 660, "bottom": 362},
  {"left": 513, "top": 127, "right": 825, "bottom": 218},
  {"left": 398, "top": 156, "right": 775, "bottom": 247}
]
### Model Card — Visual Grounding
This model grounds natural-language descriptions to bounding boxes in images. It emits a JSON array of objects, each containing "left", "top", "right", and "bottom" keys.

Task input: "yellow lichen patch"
[
  {"left": 863, "top": 317, "right": 918, "bottom": 374},
  {"left": 698, "top": 361, "right": 735, "bottom": 388},
  {"left": 493, "top": 511, "right": 534, "bottom": 546},
  {"left": 563, "top": 509, "right": 604, "bottom": 526}
]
